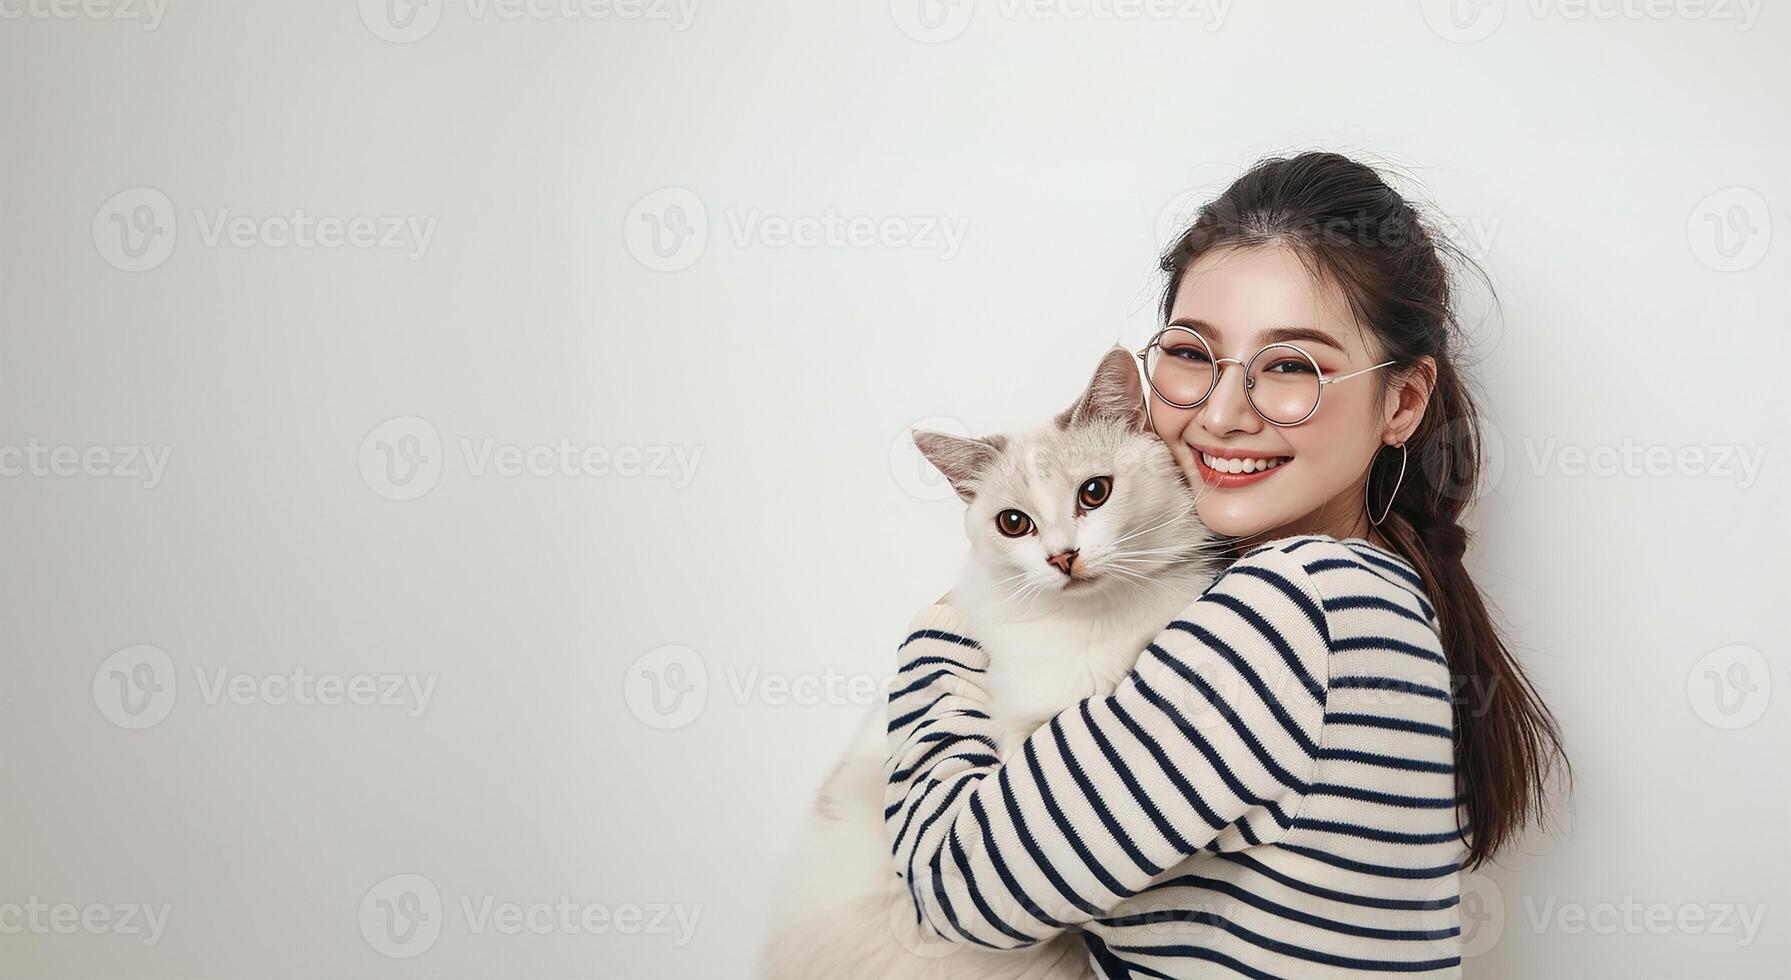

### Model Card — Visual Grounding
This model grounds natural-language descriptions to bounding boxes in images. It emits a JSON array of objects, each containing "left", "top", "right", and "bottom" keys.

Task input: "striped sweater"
[{"left": 883, "top": 533, "right": 1466, "bottom": 978}]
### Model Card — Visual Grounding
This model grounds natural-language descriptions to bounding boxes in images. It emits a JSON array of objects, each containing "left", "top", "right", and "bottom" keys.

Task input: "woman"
[{"left": 884, "top": 152, "right": 1567, "bottom": 977}]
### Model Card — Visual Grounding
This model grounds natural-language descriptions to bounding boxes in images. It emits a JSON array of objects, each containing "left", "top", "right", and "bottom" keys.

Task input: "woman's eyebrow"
[{"left": 1169, "top": 318, "right": 1346, "bottom": 353}]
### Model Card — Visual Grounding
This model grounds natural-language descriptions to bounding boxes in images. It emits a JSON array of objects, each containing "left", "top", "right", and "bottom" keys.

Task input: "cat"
[{"left": 759, "top": 347, "right": 1225, "bottom": 980}]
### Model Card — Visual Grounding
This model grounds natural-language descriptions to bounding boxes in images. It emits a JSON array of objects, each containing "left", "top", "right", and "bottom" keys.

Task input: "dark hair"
[{"left": 1159, "top": 151, "right": 1568, "bottom": 869}]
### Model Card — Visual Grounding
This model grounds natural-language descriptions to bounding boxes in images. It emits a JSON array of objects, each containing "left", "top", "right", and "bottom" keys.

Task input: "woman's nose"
[{"left": 1199, "top": 362, "right": 1263, "bottom": 434}]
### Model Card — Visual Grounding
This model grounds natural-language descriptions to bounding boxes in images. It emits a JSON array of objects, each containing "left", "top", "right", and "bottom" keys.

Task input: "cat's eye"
[
  {"left": 1077, "top": 476, "right": 1113, "bottom": 511},
  {"left": 995, "top": 509, "right": 1034, "bottom": 538}
]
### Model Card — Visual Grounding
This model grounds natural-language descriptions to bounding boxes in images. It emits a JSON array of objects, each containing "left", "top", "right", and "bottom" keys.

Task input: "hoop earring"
[{"left": 1366, "top": 441, "right": 1407, "bottom": 526}]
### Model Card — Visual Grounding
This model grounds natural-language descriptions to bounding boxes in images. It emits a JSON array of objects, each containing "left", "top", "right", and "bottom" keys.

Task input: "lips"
[{"left": 1193, "top": 449, "right": 1293, "bottom": 488}]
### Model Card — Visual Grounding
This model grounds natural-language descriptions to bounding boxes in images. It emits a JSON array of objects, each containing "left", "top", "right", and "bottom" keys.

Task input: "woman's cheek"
[{"left": 1152, "top": 411, "right": 1200, "bottom": 481}]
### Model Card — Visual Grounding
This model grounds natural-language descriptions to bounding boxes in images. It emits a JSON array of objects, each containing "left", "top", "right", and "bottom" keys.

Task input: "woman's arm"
[{"left": 883, "top": 544, "right": 1333, "bottom": 948}]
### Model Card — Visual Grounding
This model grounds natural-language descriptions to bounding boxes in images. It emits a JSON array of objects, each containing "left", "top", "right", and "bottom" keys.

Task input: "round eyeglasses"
[{"left": 1137, "top": 325, "right": 1396, "bottom": 427}]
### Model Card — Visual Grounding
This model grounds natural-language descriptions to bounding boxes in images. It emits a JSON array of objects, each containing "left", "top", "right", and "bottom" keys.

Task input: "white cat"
[{"left": 759, "top": 348, "right": 1224, "bottom": 980}]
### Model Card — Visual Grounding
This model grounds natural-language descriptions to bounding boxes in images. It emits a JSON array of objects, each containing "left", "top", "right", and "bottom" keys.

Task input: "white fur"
[{"left": 760, "top": 354, "right": 1223, "bottom": 979}]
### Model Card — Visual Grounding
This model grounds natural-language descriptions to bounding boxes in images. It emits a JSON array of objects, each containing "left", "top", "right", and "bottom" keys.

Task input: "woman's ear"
[{"left": 1383, "top": 354, "right": 1438, "bottom": 443}]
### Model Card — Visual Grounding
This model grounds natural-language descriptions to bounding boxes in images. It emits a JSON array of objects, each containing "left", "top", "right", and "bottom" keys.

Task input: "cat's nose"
[{"left": 1046, "top": 549, "right": 1078, "bottom": 576}]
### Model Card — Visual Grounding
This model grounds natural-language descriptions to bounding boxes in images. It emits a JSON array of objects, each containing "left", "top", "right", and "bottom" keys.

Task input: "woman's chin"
[{"left": 1193, "top": 501, "right": 1279, "bottom": 541}]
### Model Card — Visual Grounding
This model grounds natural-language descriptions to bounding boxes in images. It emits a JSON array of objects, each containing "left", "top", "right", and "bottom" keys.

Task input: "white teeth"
[{"left": 1202, "top": 452, "right": 1289, "bottom": 474}]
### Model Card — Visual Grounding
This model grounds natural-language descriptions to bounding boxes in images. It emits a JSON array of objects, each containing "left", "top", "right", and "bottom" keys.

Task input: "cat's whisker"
[{"left": 1108, "top": 501, "right": 1198, "bottom": 548}]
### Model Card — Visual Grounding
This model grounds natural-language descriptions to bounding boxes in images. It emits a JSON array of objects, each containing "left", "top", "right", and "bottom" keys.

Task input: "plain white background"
[{"left": 2, "top": 1, "right": 1787, "bottom": 976}]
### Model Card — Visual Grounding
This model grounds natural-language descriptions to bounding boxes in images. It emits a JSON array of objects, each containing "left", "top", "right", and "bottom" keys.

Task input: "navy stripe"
[
  {"left": 1024, "top": 735, "right": 1139, "bottom": 900},
  {"left": 1213, "top": 851, "right": 1461, "bottom": 911},
  {"left": 943, "top": 827, "right": 1038, "bottom": 946},
  {"left": 1114, "top": 873, "right": 1459, "bottom": 940},
  {"left": 1116, "top": 944, "right": 1283, "bottom": 980},
  {"left": 1317, "top": 746, "right": 1456, "bottom": 775},
  {"left": 1326, "top": 711, "right": 1454, "bottom": 739},
  {"left": 1309, "top": 782, "right": 1461, "bottom": 810},
  {"left": 1323, "top": 593, "right": 1431, "bottom": 626},
  {"left": 968, "top": 793, "right": 1071, "bottom": 932},
  {"left": 890, "top": 732, "right": 998, "bottom": 783},
  {"left": 1109, "top": 908, "right": 1461, "bottom": 972},
  {"left": 1047, "top": 715, "right": 1163, "bottom": 878},
  {"left": 899, "top": 628, "right": 983, "bottom": 652},
  {"left": 1149, "top": 631, "right": 1320, "bottom": 761},
  {"left": 1105, "top": 693, "right": 1228, "bottom": 833},
  {"left": 889, "top": 692, "right": 952, "bottom": 732},
  {"left": 1332, "top": 633, "right": 1450, "bottom": 667},
  {"left": 1292, "top": 816, "right": 1466, "bottom": 846},
  {"left": 1223, "top": 565, "right": 1332, "bottom": 650},
  {"left": 896, "top": 654, "right": 986, "bottom": 675},
  {"left": 1275, "top": 842, "right": 1460, "bottom": 880},
  {"left": 1331, "top": 675, "right": 1453, "bottom": 702},
  {"left": 996, "top": 762, "right": 1105, "bottom": 915},
  {"left": 1079, "top": 699, "right": 1198, "bottom": 855},
  {"left": 1132, "top": 675, "right": 1302, "bottom": 825}
]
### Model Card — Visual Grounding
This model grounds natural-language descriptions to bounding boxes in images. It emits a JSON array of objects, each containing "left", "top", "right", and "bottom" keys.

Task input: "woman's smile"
[{"left": 1191, "top": 445, "right": 1294, "bottom": 488}]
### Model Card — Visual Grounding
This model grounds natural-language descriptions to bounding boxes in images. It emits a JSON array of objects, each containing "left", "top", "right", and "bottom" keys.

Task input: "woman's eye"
[
  {"left": 1165, "top": 345, "right": 1210, "bottom": 363},
  {"left": 1077, "top": 476, "right": 1113, "bottom": 511},
  {"left": 996, "top": 509, "right": 1034, "bottom": 537},
  {"left": 1263, "top": 358, "right": 1317, "bottom": 375}
]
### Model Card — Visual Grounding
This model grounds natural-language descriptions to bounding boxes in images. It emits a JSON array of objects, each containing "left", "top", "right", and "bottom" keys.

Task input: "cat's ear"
[
  {"left": 1056, "top": 346, "right": 1146, "bottom": 432},
  {"left": 912, "top": 430, "right": 1005, "bottom": 502}
]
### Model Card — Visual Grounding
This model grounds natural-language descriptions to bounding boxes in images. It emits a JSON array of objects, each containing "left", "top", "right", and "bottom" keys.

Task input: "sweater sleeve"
[{"left": 882, "top": 545, "right": 1332, "bottom": 948}]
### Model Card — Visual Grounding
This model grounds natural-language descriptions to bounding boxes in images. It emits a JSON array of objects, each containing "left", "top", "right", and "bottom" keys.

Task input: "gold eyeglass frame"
[{"left": 1136, "top": 325, "right": 1396, "bottom": 427}]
